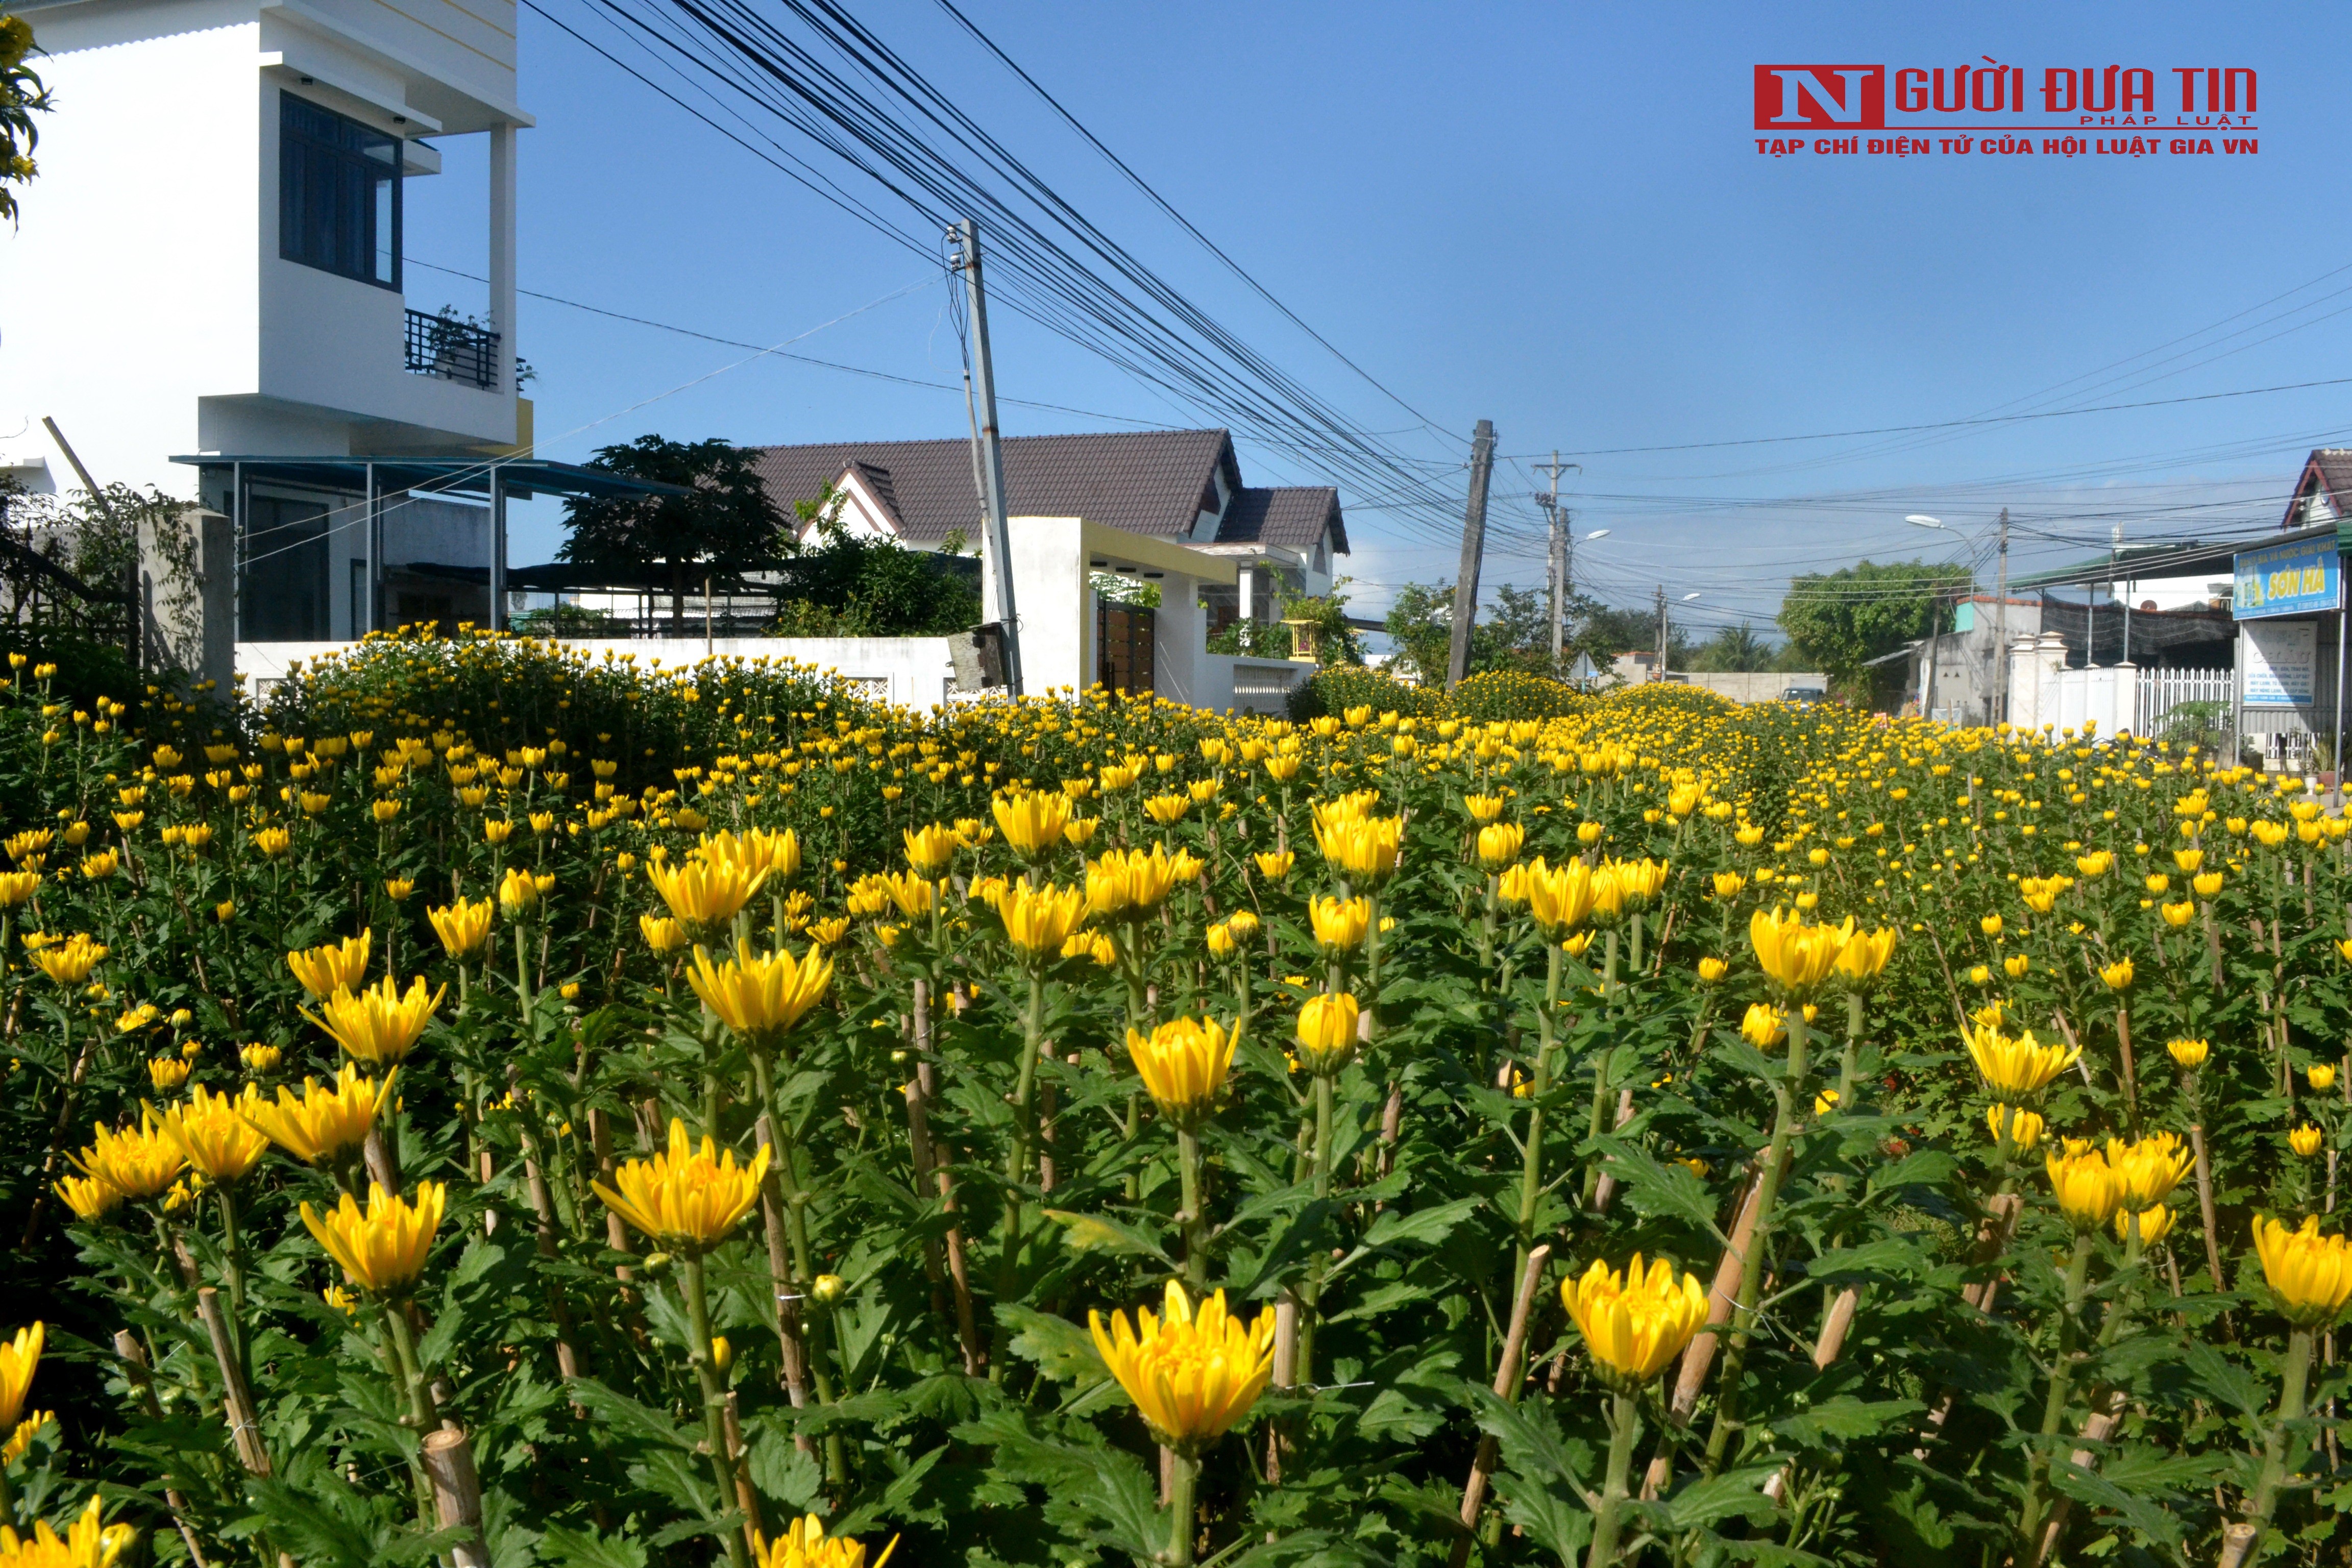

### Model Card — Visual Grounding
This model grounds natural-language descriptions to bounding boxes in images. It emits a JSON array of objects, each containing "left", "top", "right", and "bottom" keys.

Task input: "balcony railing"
[{"left": 405, "top": 308, "right": 500, "bottom": 390}]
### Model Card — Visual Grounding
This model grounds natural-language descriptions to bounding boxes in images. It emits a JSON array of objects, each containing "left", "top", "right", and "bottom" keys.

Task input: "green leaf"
[
  {"left": 1359, "top": 1194, "right": 1481, "bottom": 1253},
  {"left": 2183, "top": 1341, "right": 2267, "bottom": 1418},
  {"left": 1587, "top": 1134, "right": 1723, "bottom": 1236},
  {"left": 1040, "top": 1208, "right": 1177, "bottom": 1267},
  {"left": 538, "top": 1525, "right": 649, "bottom": 1568},
  {"left": 1770, "top": 1395, "right": 1923, "bottom": 1444},
  {"left": 997, "top": 1304, "right": 1109, "bottom": 1384},
  {"left": 1639, "top": 1463, "right": 1781, "bottom": 1530},
  {"left": 566, "top": 1377, "right": 698, "bottom": 1452},
  {"left": 1867, "top": 1149, "right": 1961, "bottom": 1197}
]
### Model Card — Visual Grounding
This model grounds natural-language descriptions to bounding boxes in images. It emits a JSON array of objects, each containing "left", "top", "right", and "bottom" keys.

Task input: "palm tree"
[{"left": 1690, "top": 622, "right": 1774, "bottom": 673}]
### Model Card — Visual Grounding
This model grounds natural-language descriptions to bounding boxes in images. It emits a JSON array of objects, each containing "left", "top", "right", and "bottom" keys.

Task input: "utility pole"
[
  {"left": 1534, "top": 450, "right": 1579, "bottom": 669},
  {"left": 1993, "top": 507, "right": 2010, "bottom": 726},
  {"left": 1444, "top": 419, "right": 1497, "bottom": 689},
  {"left": 1654, "top": 583, "right": 1668, "bottom": 680},
  {"left": 952, "top": 219, "right": 1023, "bottom": 697}
]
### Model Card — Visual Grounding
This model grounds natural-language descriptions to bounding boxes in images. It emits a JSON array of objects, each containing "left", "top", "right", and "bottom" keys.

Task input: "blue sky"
[{"left": 406, "top": 1, "right": 2351, "bottom": 640}]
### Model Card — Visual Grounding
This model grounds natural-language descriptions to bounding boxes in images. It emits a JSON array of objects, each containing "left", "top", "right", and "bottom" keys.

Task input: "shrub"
[
  {"left": 1286, "top": 664, "right": 1443, "bottom": 721},
  {"left": 1449, "top": 668, "right": 1588, "bottom": 722}
]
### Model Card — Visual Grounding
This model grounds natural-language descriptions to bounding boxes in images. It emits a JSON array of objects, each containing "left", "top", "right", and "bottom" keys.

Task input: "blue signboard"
[{"left": 2234, "top": 537, "right": 2342, "bottom": 620}]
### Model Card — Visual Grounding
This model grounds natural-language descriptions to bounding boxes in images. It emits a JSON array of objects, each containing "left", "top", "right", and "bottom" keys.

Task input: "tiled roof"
[
  {"left": 751, "top": 429, "right": 1242, "bottom": 546},
  {"left": 1213, "top": 487, "right": 1348, "bottom": 556}
]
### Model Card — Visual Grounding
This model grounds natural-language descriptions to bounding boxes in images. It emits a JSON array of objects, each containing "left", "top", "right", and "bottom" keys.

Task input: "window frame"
[{"left": 278, "top": 90, "right": 403, "bottom": 291}]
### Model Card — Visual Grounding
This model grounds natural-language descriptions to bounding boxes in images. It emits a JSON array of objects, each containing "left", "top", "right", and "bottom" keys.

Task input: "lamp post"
[{"left": 1907, "top": 512, "right": 2007, "bottom": 725}]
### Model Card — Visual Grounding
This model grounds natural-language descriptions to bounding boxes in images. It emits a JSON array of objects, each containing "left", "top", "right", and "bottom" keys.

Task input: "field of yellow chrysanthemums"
[{"left": 5, "top": 630, "right": 2352, "bottom": 1568}]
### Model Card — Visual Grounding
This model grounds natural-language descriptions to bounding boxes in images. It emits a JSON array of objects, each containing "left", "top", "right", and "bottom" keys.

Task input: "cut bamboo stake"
[
  {"left": 910, "top": 978, "right": 984, "bottom": 1374},
  {"left": 113, "top": 1331, "right": 212, "bottom": 1568},
  {"left": 1645, "top": 1167, "right": 1769, "bottom": 1500},
  {"left": 420, "top": 1427, "right": 492, "bottom": 1568},
  {"left": 755, "top": 1111, "right": 815, "bottom": 1449},
  {"left": 197, "top": 1287, "right": 272, "bottom": 1477},
  {"left": 1449, "top": 1244, "right": 1551, "bottom": 1568},
  {"left": 1587, "top": 1091, "right": 1638, "bottom": 1214},
  {"left": 589, "top": 1108, "right": 635, "bottom": 1281},
  {"left": 721, "top": 1391, "right": 765, "bottom": 1550},
  {"left": 364, "top": 1125, "right": 402, "bottom": 1196},
  {"left": 2030, "top": 1394, "right": 2123, "bottom": 1566},
  {"left": 2189, "top": 1124, "right": 2227, "bottom": 1290},
  {"left": 1812, "top": 1288, "right": 1859, "bottom": 1369}
]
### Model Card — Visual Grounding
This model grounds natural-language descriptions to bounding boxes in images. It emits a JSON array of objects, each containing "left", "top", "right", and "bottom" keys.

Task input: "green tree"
[
  {"left": 1381, "top": 580, "right": 1541, "bottom": 683},
  {"left": 1, "top": 15, "right": 51, "bottom": 225},
  {"left": 1561, "top": 594, "right": 1692, "bottom": 675},
  {"left": 559, "top": 435, "right": 783, "bottom": 631},
  {"left": 769, "top": 483, "right": 979, "bottom": 636},
  {"left": 1777, "top": 558, "right": 1970, "bottom": 705},
  {"left": 1686, "top": 622, "right": 1777, "bottom": 673}
]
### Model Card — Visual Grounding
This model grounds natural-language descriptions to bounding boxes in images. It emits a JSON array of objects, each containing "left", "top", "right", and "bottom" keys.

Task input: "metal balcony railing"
[{"left": 404, "top": 308, "right": 500, "bottom": 390}]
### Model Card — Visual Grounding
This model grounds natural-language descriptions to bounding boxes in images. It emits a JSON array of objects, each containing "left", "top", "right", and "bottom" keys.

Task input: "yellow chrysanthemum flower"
[
  {"left": 427, "top": 897, "right": 493, "bottom": 960},
  {"left": 1294, "top": 992, "right": 1359, "bottom": 1075},
  {"left": 1089, "top": 1282, "right": 1276, "bottom": 1448},
  {"left": 992, "top": 790, "right": 1072, "bottom": 859},
  {"left": 1559, "top": 1254, "right": 1709, "bottom": 1388},
  {"left": 302, "top": 1180, "right": 446, "bottom": 1295},
  {"left": 1986, "top": 1103, "right": 2045, "bottom": 1152},
  {"left": 685, "top": 940, "right": 834, "bottom": 1050},
  {"left": 902, "top": 824, "right": 959, "bottom": 877},
  {"left": 0, "top": 1322, "right": 42, "bottom": 1432},
  {"left": 0, "top": 1496, "right": 136, "bottom": 1568},
  {"left": 239, "top": 1065, "right": 396, "bottom": 1166},
  {"left": 1475, "top": 821, "right": 1525, "bottom": 871},
  {"left": 1748, "top": 907, "right": 1853, "bottom": 998},
  {"left": 32, "top": 934, "right": 106, "bottom": 986},
  {"left": 2253, "top": 1214, "right": 2352, "bottom": 1326},
  {"left": 2045, "top": 1143, "right": 2124, "bottom": 1231},
  {"left": 2105, "top": 1132, "right": 2194, "bottom": 1208},
  {"left": 1833, "top": 925, "right": 1898, "bottom": 988},
  {"left": 1309, "top": 895, "right": 1370, "bottom": 952},
  {"left": 996, "top": 880, "right": 1088, "bottom": 959},
  {"left": 748, "top": 1514, "right": 898, "bottom": 1568},
  {"left": 593, "top": 1118, "right": 770, "bottom": 1252},
  {"left": 303, "top": 974, "right": 446, "bottom": 1066},
  {"left": 648, "top": 856, "right": 769, "bottom": 930},
  {"left": 1518, "top": 856, "right": 1598, "bottom": 935},
  {"left": 1125, "top": 1017, "right": 1234, "bottom": 1126},
  {"left": 157, "top": 1084, "right": 270, "bottom": 1184},
  {"left": 1086, "top": 845, "right": 1185, "bottom": 919},
  {"left": 1963, "top": 1023, "right": 2079, "bottom": 1098},
  {"left": 67, "top": 1110, "right": 184, "bottom": 1203},
  {"left": 288, "top": 931, "right": 371, "bottom": 998}
]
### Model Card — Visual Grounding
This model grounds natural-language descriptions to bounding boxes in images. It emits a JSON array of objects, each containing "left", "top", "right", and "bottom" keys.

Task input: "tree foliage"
[
  {"left": 1, "top": 14, "right": 51, "bottom": 225},
  {"left": 1777, "top": 558, "right": 1970, "bottom": 704},
  {"left": 559, "top": 435, "right": 784, "bottom": 620},
  {"left": 769, "top": 485, "right": 978, "bottom": 637}
]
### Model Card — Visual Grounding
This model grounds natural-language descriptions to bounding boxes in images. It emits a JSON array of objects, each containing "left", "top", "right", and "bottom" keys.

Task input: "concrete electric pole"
[
  {"left": 1444, "top": 419, "right": 1497, "bottom": 689},
  {"left": 1654, "top": 582, "right": 1668, "bottom": 680},
  {"left": 1993, "top": 506, "right": 2010, "bottom": 726},
  {"left": 952, "top": 219, "right": 1023, "bottom": 697},
  {"left": 1534, "top": 450, "right": 1580, "bottom": 670}
]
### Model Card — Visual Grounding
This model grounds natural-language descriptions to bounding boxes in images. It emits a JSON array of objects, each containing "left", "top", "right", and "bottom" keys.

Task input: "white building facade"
[{"left": 2, "top": 0, "right": 528, "bottom": 499}]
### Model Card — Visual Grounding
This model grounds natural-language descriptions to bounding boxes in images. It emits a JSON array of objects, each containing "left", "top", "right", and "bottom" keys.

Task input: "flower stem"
[
  {"left": 2240, "top": 1326, "right": 2316, "bottom": 1550},
  {"left": 1165, "top": 1444, "right": 1199, "bottom": 1566},
  {"left": 1295, "top": 1071, "right": 1337, "bottom": 1389},
  {"left": 679, "top": 1253, "right": 751, "bottom": 1568},
  {"left": 2016, "top": 1231, "right": 2095, "bottom": 1544},
  {"left": 1177, "top": 1126, "right": 1208, "bottom": 1292},
  {"left": 1513, "top": 943, "right": 1566, "bottom": 1285},
  {"left": 1837, "top": 990, "right": 1866, "bottom": 1107},
  {"left": 1585, "top": 1391, "right": 1639, "bottom": 1568}
]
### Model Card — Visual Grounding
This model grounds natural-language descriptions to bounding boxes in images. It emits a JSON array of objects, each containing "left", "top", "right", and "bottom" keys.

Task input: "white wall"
[
  {"left": 996, "top": 516, "right": 1089, "bottom": 694},
  {"left": 1, "top": 10, "right": 260, "bottom": 497}
]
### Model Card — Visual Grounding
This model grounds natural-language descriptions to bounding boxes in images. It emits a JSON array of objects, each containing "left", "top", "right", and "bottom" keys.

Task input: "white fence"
[{"left": 2136, "top": 667, "right": 2233, "bottom": 736}]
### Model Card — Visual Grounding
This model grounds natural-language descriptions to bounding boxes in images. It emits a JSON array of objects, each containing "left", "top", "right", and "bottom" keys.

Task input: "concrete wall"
[{"left": 1679, "top": 672, "right": 1826, "bottom": 703}]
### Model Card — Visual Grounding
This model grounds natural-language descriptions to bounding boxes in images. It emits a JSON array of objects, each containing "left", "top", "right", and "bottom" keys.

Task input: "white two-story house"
[{"left": 0, "top": 0, "right": 648, "bottom": 644}]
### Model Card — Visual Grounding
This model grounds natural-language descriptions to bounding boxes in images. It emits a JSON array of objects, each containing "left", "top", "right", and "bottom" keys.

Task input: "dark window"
[
  {"left": 279, "top": 92, "right": 401, "bottom": 288},
  {"left": 241, "top": 497, "right": 333, "bottom": 640}
]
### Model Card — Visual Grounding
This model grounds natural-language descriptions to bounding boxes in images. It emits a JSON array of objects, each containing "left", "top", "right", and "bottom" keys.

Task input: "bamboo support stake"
[
  {"left": 2030, "top": 1394, "right": 2124, "bottom": 1566},
  {"left": 590, "top": 1109, "right": 634, "bottom": 1281},
  {"left": 197, "top": 1287, "right": 272, "bottom": 1477},
  {"left": 755, "top": 1112, "right": 815, "bottom": 1447},
  {"left": 1587, "top": 1090, "right": 1637, "bottom": 1214},
  {"left": 909, "top": 979, "right": 984, "bottom": 1374},
  {"left": 420, "top": 1427, "right": 491, "bottom": 1568},
  {"left": 1449, "top": 1244, "right": 1551, "bottom": 1568},
  {"left": 1645, "top": 1168, "right": 1768, "bottom": 1500},
  {"left": 722, "top": 1392, "right": 765, "bottom": 1550},
  {"left": 2190, "top": 1123, "right": 2227, "bottom": 1290},
  {"left": 113, "top": 1332, "right": 212, "bottom": 1568}
]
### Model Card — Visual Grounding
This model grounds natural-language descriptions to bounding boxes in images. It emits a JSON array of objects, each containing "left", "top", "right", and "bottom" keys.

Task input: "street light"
[
  {"left": 1582, "top": 528, "right": 1611, "bottom": 542},
  {"left": 1681, "top": 592, "right": 1703, "bottom": 601},
  {"left": 1898, "top": 511, "right": 2011, "bottom": 724},
  {"left": 1905, "top": 514, "right": 1944, "bottom": 529}
]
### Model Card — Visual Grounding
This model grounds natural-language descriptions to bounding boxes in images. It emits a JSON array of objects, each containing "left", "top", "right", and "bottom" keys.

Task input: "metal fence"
[
  {"left": 405, "top": 309, "right": 500, "bottom": 390},
  {"left": 2135, "top": 667, "right": 2234, "bottom": 734}
]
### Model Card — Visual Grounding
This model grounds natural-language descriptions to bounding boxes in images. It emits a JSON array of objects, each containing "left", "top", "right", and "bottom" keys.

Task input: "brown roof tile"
[
  {"left": 1213, "top": 487, "right": 1348, "bottom": 556},
  {"left": 752, "top": 429, "right": 1242, "bottom": 546}
]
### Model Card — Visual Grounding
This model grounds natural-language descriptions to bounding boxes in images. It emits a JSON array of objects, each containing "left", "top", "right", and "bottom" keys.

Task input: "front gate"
[{"left": 1096, "top": 602, "right": 1155, "bottom": 694}]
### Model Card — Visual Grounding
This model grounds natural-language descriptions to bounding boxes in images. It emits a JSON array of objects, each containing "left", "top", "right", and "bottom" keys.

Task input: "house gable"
[{"left": 2281, "top": 448, "right": 2352, "bottom": 528}]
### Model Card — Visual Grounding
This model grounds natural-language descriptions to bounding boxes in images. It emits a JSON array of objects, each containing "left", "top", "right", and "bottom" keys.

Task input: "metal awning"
[
  {"left": 169, "top": 455, "right": 692, "bottom": 500},
  {"left": 2010, "top": 522, "right": 2344, "bottom": 593}
]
